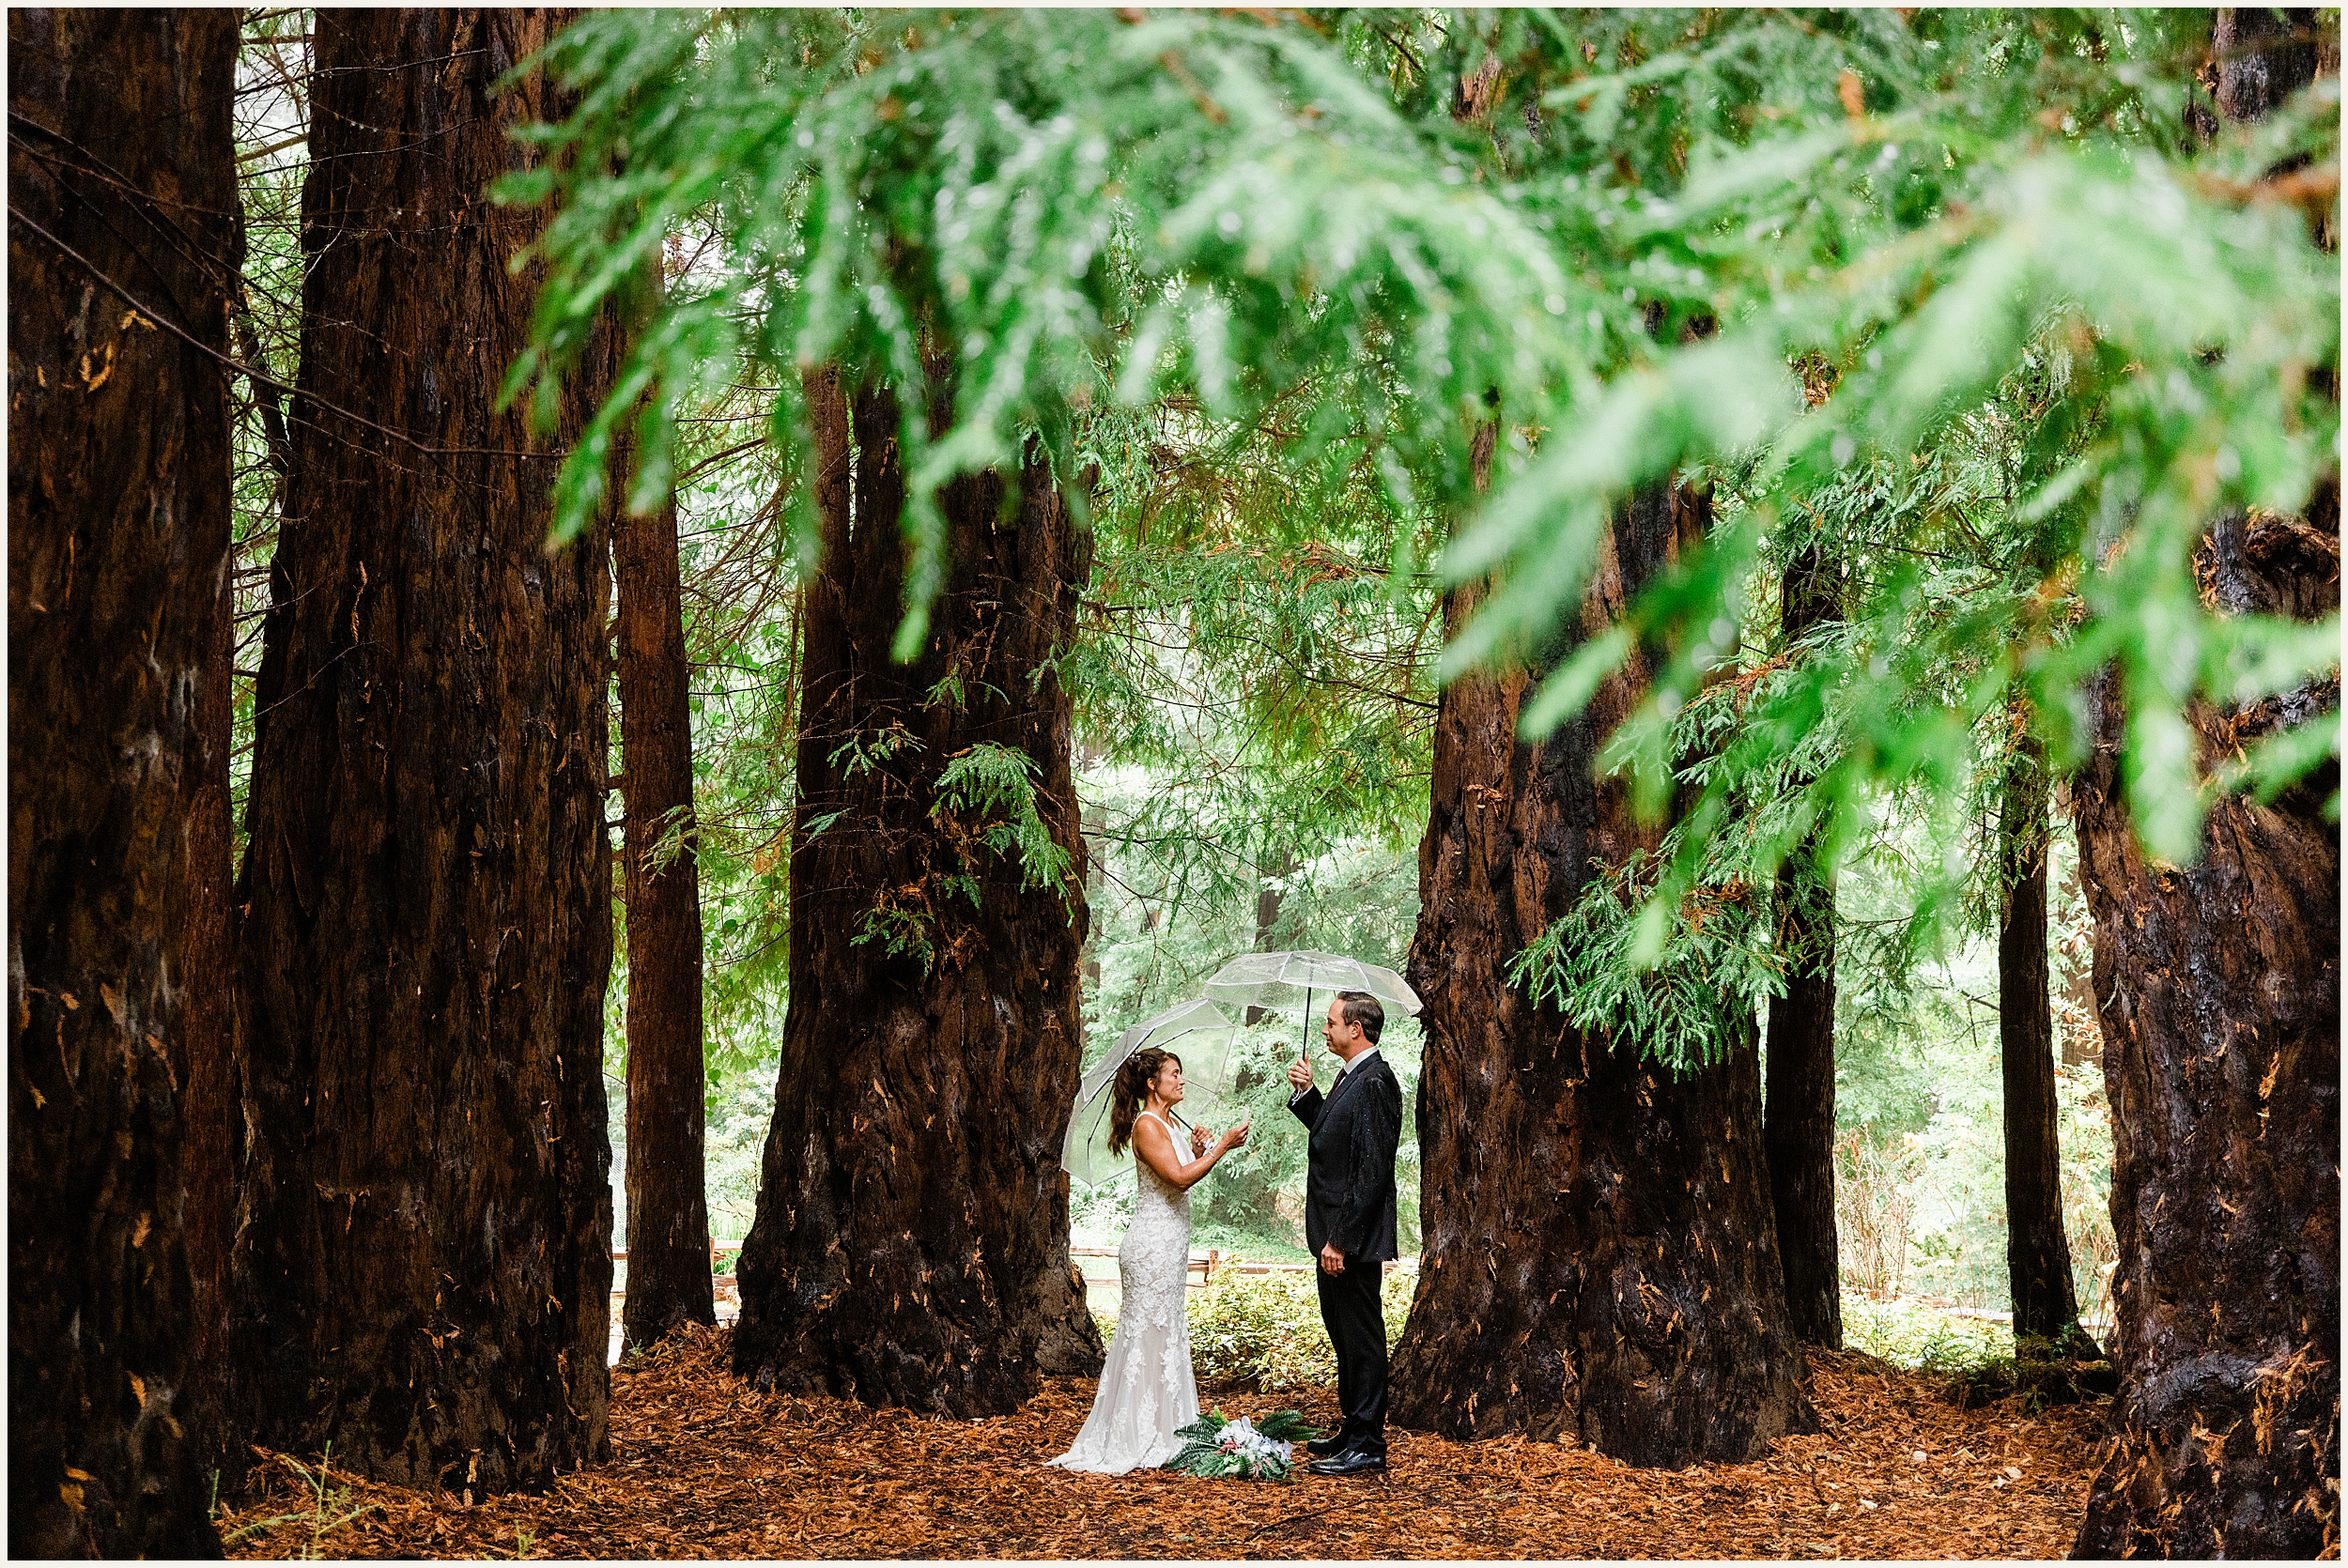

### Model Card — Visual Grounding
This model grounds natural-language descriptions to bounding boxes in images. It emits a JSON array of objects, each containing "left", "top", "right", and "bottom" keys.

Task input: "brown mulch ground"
[{"left": 217, "top": 1326, "right": 2107, "bottom": 1559}]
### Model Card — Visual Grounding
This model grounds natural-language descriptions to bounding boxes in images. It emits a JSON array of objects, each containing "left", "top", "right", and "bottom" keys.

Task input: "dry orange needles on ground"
[{"left": 217, "top": 1327, "right": 2105, "bottom": 1559}]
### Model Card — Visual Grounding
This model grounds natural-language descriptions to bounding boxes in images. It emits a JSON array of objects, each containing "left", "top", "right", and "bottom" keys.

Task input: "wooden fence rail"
[
  {"left": 607, "top": 1242, "right": 1411, "bottom": 1300},
  {"left": 1068, "top": 1246, "right": 1414, "bottom": 1289},
  {"left": 610, "top": 1240, "right": 745, "bottom": 1265},
  {"left": 610, "top": 1240, "right": 745, "bottom": 1302}
]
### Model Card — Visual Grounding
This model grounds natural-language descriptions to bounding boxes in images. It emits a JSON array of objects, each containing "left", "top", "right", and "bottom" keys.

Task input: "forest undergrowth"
[{"left": 215, "top": 1324, "right": 2105, "bottom": 1560}]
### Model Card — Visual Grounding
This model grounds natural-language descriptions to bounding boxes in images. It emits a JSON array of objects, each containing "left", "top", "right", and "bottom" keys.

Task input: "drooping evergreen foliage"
[
  {"left": 514, "top": 10, "right": 2336, "bottom": 1039},
  {"left": 510, "top": 8, "right": 1582, "bottom": 644}
]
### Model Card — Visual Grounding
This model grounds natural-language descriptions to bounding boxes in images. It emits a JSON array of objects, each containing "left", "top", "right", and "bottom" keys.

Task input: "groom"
[{"left": 1286, "top": 990, "right": 1403, "bottom": 1476}]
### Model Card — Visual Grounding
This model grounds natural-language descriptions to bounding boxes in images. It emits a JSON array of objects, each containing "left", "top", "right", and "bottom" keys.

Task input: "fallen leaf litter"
[{"left": 216, "top": 1327, "right": 2105, "bottom": 1559}]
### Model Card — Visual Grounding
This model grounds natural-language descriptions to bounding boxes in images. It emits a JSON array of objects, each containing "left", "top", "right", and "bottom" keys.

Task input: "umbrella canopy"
[
  {"left": 1202, "top": 949, "right": 1422, "bottom": 1069},
  {"left": 1062, "top": 998, "right": 1240, "bottom": 1189},
  {"left": 1201, "top": 950, "right": 1423, "bottom": 1017}
]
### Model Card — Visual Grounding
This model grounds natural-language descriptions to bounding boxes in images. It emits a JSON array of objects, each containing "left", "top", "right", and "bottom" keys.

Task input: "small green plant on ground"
[
  {"left": 1942, "top": 1330, "right": 2119, "bottom": 1414},
  {"left": 1841, "top": 1292, "right": 2115, "bottom": 1413},
  {"left": 1840, "top": 1293, "right": 2010, "bottom": 1376},
  {"left": 218, "top": 1445, "right": 374, "bottom": 1560}
]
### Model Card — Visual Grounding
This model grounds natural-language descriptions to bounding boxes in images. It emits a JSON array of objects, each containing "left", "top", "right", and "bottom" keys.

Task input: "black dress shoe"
[
  {"left": 1304, "top": 1434, "right": 1350, "bottom": 1458},
  {"left": 1307, "top": 1445, "right": 1387, "bottom": 1477}
]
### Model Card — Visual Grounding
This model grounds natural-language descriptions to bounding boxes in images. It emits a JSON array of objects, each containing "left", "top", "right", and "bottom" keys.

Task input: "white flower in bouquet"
[{"left": 1213, "top": 1416, "right": 1293, "bottom": 1468}]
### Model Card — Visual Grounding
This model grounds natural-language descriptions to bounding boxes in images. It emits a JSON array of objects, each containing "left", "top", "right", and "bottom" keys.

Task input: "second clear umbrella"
[{"left": 1062, "top": 998, "right": 1240, "bottom": 1189}]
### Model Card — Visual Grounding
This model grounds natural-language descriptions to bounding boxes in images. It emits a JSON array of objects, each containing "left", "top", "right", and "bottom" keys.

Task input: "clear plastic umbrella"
[
  {"left": 1201, "top": 950, "right": 1423, "bottom": 1068},
  {"left": 1062, "top": 998, "right": 1241, "bottom": 1189}
]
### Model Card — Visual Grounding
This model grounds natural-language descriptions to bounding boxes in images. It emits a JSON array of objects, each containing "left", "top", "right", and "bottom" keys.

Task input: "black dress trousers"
[{"left": 1317, "top": 1254, "right": 1387, "bottom": 1449}]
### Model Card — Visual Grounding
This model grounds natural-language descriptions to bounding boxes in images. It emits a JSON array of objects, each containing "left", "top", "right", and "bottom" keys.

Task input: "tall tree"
[
  {"left": 2071, "top": 505, "right": 2340, "bottom": 1558},
  {"left": 731, "top": 366, "right": 1101, "bottom": 1411},
  {"left": 1763, "top": 544, "right": 1844, "bottom": 1348},
  {"left": 1994, "top": 729, "right": 2084, "bottom": 1349},
  {"left": 616, "top": 469, "right": 715, "bottom": 1350},
  {"left": 2073, "top": 9, "right": 2340, "bottom": 1556},
  {"left": 231, "top": 8, "right": 617, "bottom": 1492},
  {"left": 1391, "top": 481, "right": 1810, "bottom": 1465},
  {"left": 7, "top": 8, "right": 239, "bottom": 1554}
]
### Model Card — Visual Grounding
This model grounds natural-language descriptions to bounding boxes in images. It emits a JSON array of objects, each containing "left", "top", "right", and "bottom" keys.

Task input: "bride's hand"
[
  {"left": 1190, "top": 1124, "right": 1211, "bottom": 1157},
  {"left": 1220, "top": 1115, "right": 1250, "bottom": 1151}
]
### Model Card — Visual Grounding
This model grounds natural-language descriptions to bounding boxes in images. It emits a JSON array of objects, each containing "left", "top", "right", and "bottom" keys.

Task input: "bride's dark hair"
[{"left": 1107, "top": 1048, "right": 1182, "bottom": 1158}]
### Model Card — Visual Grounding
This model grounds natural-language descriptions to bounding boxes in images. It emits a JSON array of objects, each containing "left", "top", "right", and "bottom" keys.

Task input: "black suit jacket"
[{"left": 1289, "top": 1053, "right": 1403, "bottom": 1262}]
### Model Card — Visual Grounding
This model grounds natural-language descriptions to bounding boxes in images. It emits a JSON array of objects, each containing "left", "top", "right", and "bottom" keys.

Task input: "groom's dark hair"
[{"left": 1335, "top": 991, "right": 1383, "bottom": 1044}]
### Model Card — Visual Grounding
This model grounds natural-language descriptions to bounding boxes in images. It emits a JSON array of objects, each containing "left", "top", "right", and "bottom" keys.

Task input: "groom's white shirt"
[{"left": 1290, "top": 1046, "right": 1379, "bottom": 1107}]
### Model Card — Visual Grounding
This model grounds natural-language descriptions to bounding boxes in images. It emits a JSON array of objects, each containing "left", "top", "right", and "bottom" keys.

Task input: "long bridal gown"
[{"left": 1047, "top": 1109, "right": 1200, "bottom": 1474}]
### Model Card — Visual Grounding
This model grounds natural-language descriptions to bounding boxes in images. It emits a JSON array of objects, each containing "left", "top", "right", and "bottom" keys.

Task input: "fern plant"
[{"left": 842, "top": 741, "right": 1078, "bottom": 972}]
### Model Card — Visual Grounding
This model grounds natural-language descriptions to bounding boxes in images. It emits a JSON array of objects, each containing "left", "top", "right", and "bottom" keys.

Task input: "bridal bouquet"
[{"left": 1166, "top": 1408, "right": 1320, "bottom": 1482}]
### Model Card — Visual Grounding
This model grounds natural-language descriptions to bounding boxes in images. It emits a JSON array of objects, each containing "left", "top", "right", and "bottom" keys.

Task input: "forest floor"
[{"left": 217, "top": 1325, "right": 2108, "bottom": 1560}]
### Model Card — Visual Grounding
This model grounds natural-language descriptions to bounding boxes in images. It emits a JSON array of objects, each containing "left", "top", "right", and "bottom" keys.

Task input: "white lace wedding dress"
[{"left": 1047, "top": 1109, "right": 1199, "bottom": 1474}]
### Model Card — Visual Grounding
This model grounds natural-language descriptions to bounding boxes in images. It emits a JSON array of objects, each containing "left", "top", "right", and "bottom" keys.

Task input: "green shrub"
[
  {"left": 1944, "top": 1331, "right": 2118, "bottom": 1412},
  {"left": 1840, "top": 1291, "right": 2008, "bottom": 1375},
  {"left": 1179, "top": 1262, "right": 1413, "bottom": 1391}
]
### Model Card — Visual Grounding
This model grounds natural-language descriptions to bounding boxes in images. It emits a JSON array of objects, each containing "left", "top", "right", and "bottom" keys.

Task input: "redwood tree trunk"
[
  {"left": 7, "top": 9, "right": 239, "bottom": 1554},
  {"left": 1390, "top": 487, "right": 1809, "bottom": 1463},
  {"left": 1996, "top": 733, "right": 2083, "bottom": 1348},
  {"left": 617, "top": 488, "right": 715, "bottom": 1349},
  {"left": 231, "top": 9, "right": 617, "bottom": 1493},
  {"left": 731, "top": 366, "right": 1102, "bottom": 1410},
  {"left": 2069, "top": 627, "right": 2339, "bottom": 1558},
  {"left": 2070, "top": 12, "right": 2340, "bottom": 1556},
  {"left": 1764, "top": 544, "right": 1842, "bottom": 1348}
]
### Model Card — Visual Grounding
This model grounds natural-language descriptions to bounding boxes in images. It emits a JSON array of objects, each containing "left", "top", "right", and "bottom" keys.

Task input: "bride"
[{"left": 1048, "top": 1046, "right": 1248, "bottom": 1474}]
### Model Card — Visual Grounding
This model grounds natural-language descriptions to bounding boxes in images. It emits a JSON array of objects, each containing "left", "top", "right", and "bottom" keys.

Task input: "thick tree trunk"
[
  {"left": 617, "top": 486, "right": 715, "bottom": 1349},
  {"left": 2213, "top": 7, "right": 2330, "bottom": 124},
  {"left": 1390, "top": 486, "right": 1809, "bottom": 1463},
  {"left": 2069, "top": 660, "right": 2339, "bottom": 1557},
  {"left": 732, "top": 366, "right": 1102, "bottom": 1409},
  {"left": 7, "top": 9, "right": 239, "bottom": 1555},
  {"left": 1764, "top": 544, "right": 1842, "bottom": 1349},
  {"left": 2071, "top": 12, "right": 2340, "bottom": 1556},
  {"left": 231, "top": 9, "right": 617, "bottom": 1494},
  {"left": 1996, "top": 733, "right": 2084, "bottom": 1348}
]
